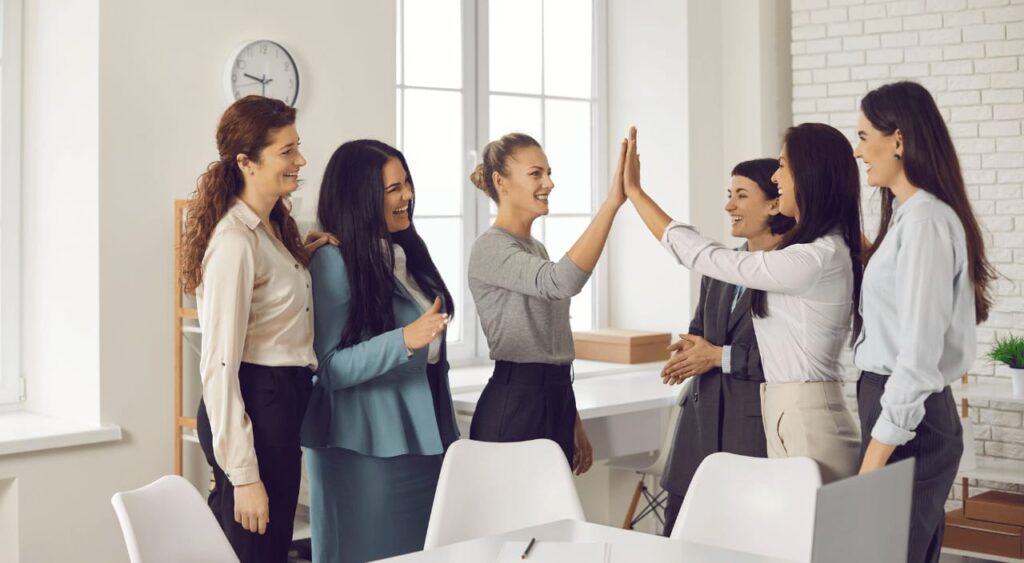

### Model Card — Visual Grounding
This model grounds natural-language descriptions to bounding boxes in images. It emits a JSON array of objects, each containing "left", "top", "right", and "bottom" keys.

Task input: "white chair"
[
  {"left": 111, "top": 475, "right": 239, "bottom": 563},
  {"left": 423, "top": 438, "right": 586, "bottom": 549},
  {"left": 811, "top": 458, "right": 913, "bottom": 563},
  {"left": 607, "top": 379, "right": 689, "bottom": 533},
  {"left": 671, "top": 452, "right": 822, "bottom": 562}
]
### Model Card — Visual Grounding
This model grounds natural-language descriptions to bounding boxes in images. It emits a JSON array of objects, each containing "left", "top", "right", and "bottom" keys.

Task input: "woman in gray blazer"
[{"left": 659, "top": 158, "right": 793, "bottom": 536}]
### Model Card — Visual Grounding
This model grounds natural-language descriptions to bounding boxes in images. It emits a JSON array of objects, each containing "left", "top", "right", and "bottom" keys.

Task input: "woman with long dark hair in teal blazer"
[{"left": 300, "top": 140, "right": 459, "bottom": 563}]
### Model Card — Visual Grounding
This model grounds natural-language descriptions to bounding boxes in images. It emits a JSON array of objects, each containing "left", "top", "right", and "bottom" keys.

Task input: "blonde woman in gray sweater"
[{"left": 468, "top": 133, "right": 627, "bottom": 475}]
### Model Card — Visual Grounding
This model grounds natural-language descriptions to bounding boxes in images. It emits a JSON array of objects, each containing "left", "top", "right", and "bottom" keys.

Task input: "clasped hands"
[{"left": 661, "top": 334, "right": 722, "bottom": 385}]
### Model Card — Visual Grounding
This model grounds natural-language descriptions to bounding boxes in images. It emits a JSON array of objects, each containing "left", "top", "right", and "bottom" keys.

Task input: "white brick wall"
[{"left": 791, "top": 0, "right": 1024, "bottom": 503}]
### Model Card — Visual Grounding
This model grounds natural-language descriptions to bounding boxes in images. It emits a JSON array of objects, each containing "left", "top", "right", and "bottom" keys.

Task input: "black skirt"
[{"left": 469, "top": 360, "right": 577, "bottom": 465}]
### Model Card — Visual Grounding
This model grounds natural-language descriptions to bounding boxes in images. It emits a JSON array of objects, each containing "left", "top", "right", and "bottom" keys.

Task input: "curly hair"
[{"left": 180, "top": 96, "right": 308, "bottom": 295}]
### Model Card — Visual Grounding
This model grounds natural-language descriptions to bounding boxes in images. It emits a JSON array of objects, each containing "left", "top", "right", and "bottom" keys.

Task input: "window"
[
  {"left": 396, "top": 0, "right": 605, "bottom": 361},
  {"left": 0, "top": 0, "right": 22, "bottom": 405}
]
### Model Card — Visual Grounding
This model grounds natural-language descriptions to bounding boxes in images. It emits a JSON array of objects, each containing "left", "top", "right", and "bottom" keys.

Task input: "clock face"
[{"left": 225, "top": 40, "right": 300, "bottom": 106}]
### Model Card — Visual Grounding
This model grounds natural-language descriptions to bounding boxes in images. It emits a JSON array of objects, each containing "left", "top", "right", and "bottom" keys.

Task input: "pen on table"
[{"left": 521, "top": 537, "right": 536, "bottom": 559}]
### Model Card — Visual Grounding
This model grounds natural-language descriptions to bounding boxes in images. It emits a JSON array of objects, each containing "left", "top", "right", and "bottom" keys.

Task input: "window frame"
[
  {"left": 0, "top": 0, "right": 24, "bottom": 405},
  {"left": 397, "top": 0, "right": 608, "bottom": 364}
]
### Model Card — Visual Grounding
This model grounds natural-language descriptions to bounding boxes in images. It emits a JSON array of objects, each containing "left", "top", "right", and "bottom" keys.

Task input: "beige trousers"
[{"left": 760, "top": 381, "right": 862, "bottom": 483}]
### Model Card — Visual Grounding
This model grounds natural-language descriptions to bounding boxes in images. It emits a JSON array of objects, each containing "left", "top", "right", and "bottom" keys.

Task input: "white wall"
[
  {"left": 790, "top": 0, "right": 1024, "bottom": 500},
  {"left": 0, "top": 1, "right": 394, "bottom": 561},
  {"left": 606, "top": 0, "right": 692, "bottom": 334},
  {"left": 607, "top": 0, "right": 792, "bottom": 331}
]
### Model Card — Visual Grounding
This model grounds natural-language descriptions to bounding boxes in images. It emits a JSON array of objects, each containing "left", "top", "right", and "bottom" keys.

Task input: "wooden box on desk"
[
  {"left": 572, "top": 329, "right": 671, "bottom": 364},
  {"left": 965, "top": 491, "right": 1024, "bottom": 527},
  {"left": 945, "top": 509, "right": 1023, "bottom": 559}
]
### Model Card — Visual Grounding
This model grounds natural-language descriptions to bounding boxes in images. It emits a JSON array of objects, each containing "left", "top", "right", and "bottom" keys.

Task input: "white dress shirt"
[
  {"left": 196, "top": 198, "right": 317, "bottom": 485},
  {"left": 661, "top": 221, "right": 854, "bottom": 384},
  {"left": 854, "top": 190, "right": 975, "bottom": 446},
  {"left": 392, "top": 244, "right": 442, "bottom": 365}
]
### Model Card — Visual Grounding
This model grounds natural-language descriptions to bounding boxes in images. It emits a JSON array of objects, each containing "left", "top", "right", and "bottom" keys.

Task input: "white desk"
[
  {"left": 452, "top": 370, "right": 681, "bottom": 458},
  {"left": 371, "top": 519, "right": 800, "bottom": 562}
]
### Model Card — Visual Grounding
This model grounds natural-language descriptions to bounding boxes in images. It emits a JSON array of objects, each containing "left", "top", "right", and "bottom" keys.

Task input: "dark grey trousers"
[{"left": 857, "top": 371, "right": 963, "bottom": 563}]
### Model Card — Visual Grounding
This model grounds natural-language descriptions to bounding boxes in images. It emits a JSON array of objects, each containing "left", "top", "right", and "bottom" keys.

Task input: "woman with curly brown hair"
[{"left": 180, "top": 95, "right": 333, "bottom": 563}]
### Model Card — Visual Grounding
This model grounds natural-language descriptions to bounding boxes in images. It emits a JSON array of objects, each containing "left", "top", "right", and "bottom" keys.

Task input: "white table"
[
  {"left": 371, "top": 519, "right": 800, "bottom": 562},
  {"left": 452, "top": 370, "right": 681, "bottom": 458}
]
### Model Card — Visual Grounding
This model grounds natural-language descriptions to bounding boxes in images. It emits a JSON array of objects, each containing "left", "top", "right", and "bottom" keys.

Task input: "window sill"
[{"left": 0, "top": 410, "right": 122, "bottom": 456}]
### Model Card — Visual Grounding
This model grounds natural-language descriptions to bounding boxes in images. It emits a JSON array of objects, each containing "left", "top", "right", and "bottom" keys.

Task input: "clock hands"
[{"left": 242, "top": 73, "right": 275, "bottom": 96}]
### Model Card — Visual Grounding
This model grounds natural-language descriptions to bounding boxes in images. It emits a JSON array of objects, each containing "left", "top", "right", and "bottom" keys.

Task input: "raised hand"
[
  {"left": 604, "top": 138, "right": 628, "bottom": 209},
  {"left": 403, "top": 297, "right": 448, "bottom": 350},
  {"left": 624, "top": 126, "right": 643, "bottom": 198}
]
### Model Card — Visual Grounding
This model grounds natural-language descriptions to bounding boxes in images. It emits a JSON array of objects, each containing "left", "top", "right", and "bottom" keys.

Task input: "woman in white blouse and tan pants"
[
  {"left": 180, "top": 96, "right": 335, "bottom": 563},
  {"left": 620, "top": 125, "right": 863, "bottom": 482}
]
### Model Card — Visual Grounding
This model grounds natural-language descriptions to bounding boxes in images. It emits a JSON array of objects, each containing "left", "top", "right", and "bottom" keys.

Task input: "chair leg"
[{"left": 622, "top": 476, "right": 645, "bottom": 529}]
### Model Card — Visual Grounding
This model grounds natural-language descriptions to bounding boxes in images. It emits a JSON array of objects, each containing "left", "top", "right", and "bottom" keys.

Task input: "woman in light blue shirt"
[
  {"left": 301, "top": 140, "right": 459, "bottom": 563},
  {"left": 853, "top": 81, "right": 996, "bottom": 563}
]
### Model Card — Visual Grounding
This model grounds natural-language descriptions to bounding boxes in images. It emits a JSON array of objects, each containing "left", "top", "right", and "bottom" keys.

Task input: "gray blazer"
[{"left": 659, "top": 274, "right": 768, "bottom": 498}]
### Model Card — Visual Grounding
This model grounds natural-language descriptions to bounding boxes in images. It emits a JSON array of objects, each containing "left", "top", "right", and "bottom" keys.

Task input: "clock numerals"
[{"left": 227, "top": 40, "right": 298, "bottom": 106}]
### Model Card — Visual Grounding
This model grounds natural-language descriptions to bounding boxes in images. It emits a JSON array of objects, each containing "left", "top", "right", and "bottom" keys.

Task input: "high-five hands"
[
  {"left": 624, "top": 126, "right": 643, "bottom": 198},
  {"left": 661, "top": 334, "right": 722, "bottom": 385},
  {"left": 403, "top": 297, "right": 448, "bottom": 350}
]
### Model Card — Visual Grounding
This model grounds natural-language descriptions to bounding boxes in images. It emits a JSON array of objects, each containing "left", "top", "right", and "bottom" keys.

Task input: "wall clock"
[{"left": 224, "top": 40, "right": 300, "bottom": 106}]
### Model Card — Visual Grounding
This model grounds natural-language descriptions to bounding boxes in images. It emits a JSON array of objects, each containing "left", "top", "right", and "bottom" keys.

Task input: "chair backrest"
[
  {"left": 647, "top": 379, "right": 692, "bottom": 477},
  {"left": 111, "top": 475, "right": 239, "bottom": 563},
  {"left": 423, "top": 439, "right": 586, "bottom": 549},
  {"left": 671, "top": 452, "right": 822, "bottom": 562},
  {"left": 811, "top": 458, "right": 913, "bottom": 563}
]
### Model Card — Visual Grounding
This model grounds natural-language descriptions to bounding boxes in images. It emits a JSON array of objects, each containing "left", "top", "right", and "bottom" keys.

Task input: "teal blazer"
[{"left": 300, "top": 246, "right": 460, "bottom": 457}]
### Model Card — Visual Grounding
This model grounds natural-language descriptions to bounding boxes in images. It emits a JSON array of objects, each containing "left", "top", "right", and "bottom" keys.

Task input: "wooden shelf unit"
[
  {"left": 173, "top": 199, "right": 199, "bottom": 475},
  {"left": 941, "top": 374, "right": 1024, "bottom": 563}
]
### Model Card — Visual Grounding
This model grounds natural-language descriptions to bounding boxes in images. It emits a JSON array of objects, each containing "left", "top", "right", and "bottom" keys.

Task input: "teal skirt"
[{"left": 305, "top": 446, "right": 443, "bottom": 563}]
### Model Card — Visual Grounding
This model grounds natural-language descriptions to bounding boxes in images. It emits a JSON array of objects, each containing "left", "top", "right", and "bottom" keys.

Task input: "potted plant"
[{"left": 988, "top": 334, "right": 1024, "bottom": 396}]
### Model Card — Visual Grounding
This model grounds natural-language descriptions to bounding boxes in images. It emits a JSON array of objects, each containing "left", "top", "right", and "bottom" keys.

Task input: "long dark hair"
[
  {"left": 318, "top": 140, "right": 454, "bottom": 347},
  {"left": 181, "top": 96, "right": 306, "bottom": 294},
  {"left": 750, "top": 124, "right": 864, "bottom": 342},
  {"left": 731, "top": 158, "right": 795, "bottom": 236},
  {"left": 861, "top": 81, "right": 995, "bottom": 322}
]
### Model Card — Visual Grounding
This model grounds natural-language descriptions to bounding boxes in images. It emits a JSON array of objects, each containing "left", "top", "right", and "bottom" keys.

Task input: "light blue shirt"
[
  {"left": 721, "top": 243, "right": 748, "bottom": 375},
  {"left": 854, "top": 190, "right": 976, "bottom": 446}
]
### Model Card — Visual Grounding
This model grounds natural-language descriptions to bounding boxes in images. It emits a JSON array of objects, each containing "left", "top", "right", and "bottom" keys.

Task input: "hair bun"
[{"left": 469, "top": 163, "right": 488, "bottom": 192}]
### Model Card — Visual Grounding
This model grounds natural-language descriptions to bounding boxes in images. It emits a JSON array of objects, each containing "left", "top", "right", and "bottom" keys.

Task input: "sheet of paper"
[{"left": 496, "top": 541, "right": 610, "bottom": 563}]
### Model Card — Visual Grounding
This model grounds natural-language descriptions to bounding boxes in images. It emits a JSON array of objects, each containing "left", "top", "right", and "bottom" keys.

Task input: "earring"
[{"left": 894, "top": 154, "right": 901, "bottom": 161}]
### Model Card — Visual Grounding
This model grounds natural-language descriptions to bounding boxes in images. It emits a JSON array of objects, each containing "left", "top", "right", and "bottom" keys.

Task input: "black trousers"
[
  {"left": 469, "top": 361, "right": 577, "bottom": 466},
  {"left": 857, "top": 371, "right": 963, "bottom": 563},
  {"left": 197, "top": 363, "right": 313, "bottom": 563},
  {"left": 662, "top": 493, "right": 683, "bottom": 538}
]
